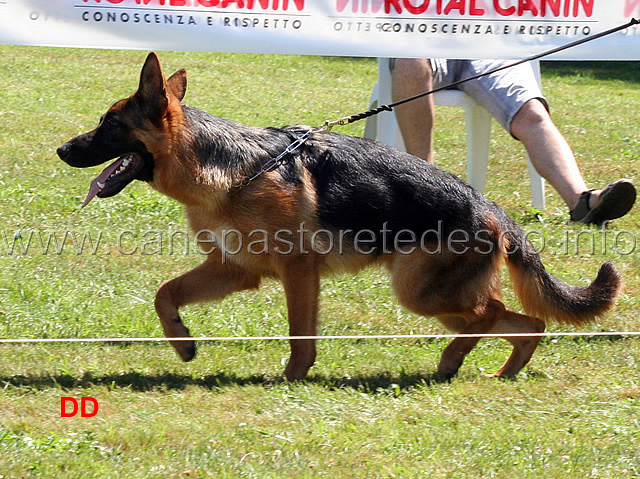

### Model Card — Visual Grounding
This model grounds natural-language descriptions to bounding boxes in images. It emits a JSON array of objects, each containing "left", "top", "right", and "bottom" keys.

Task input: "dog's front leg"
[
  {"left": 279, "top": 257, "right": 320, "bottom": 381},
  {"left": 154, "top": 251, "right": 261, "bottom": 361}
]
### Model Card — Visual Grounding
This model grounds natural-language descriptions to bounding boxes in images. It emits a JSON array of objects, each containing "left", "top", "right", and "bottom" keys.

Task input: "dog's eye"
[{"left": 102, "top": 115, "right": 122, "bottom": 128}]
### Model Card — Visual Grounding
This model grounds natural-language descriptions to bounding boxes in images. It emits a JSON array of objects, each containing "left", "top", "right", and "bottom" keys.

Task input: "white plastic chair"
[{"left": 363, "top": 58, "right": 545, "bottom": 209}]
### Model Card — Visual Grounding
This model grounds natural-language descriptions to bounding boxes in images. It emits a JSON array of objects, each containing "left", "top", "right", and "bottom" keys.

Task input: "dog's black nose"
[{"left": 57, "top": 143, "right": 71, "bottom": 160}]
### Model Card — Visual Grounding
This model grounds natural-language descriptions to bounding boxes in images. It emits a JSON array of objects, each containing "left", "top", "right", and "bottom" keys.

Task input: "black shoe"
[{"left": 570, "top": 179, "right": 636, "bottom": 227}]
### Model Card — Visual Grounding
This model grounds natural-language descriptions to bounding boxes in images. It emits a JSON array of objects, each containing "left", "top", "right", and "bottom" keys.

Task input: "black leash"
[
  {"left": 322, "top": 18, "right": 639, "bottom": 130},
  {"left": 239, "top": 18, "right": 638, "bottom": 187}
]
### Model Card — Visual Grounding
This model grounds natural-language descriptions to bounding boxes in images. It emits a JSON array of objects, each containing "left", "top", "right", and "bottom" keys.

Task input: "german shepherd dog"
[{"left": 58, "top": 52, "right": 621, "bottom": 381}]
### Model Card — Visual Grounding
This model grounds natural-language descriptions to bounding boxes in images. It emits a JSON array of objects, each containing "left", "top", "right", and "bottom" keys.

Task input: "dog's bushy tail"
[{"left": 502, "top": 221, "right": 621, "bottom": 325}]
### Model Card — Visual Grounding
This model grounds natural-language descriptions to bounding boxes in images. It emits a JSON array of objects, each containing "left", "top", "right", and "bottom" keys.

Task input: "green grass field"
[{"left": 0, "top": 47, "right": 639, "bottom": 478}]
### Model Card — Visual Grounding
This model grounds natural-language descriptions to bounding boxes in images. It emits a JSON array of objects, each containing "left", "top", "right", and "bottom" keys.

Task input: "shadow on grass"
[
  {"left": 0, "top": 371, "right": 267, "bottom": 392},
  {"left": 307, "top": 371, "right": 458, "bottom": 392},
  {"left": 0, "top": 369, "right": 454, "bottom": 393},
  {"left": 2, "top": 334, "right": 627, "bottom": 392}
]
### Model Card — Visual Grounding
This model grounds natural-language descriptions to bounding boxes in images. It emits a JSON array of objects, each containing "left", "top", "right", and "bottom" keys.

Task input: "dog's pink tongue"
[{"left": 81, "top": 158, "right": 124, "bottom": 208}]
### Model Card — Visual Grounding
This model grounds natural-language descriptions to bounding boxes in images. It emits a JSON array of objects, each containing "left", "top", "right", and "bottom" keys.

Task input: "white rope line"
[{"left": 1, "top": 330, "right": 639, "bottom": 344}]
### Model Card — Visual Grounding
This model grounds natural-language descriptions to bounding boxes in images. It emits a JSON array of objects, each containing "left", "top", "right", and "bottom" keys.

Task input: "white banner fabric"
[{"left": 0, "top": 0, "right": 639, "bottom": 59}]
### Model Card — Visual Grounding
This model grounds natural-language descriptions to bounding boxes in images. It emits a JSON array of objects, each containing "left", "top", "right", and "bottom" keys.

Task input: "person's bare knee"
[
  {"left": 391, "top": 58, "right": 433, "bottom": 85},
  {"left": 510, "top": 99, "right": 550, "bottom": 140}
]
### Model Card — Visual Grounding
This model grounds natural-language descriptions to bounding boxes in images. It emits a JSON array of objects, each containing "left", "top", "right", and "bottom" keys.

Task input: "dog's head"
[{"left": 57, "top": 52, "right": 187, "bottom": 207}]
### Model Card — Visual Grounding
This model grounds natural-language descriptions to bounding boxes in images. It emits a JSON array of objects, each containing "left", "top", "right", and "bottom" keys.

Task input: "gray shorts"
[{"left": 391, "top": 59, "right": 548, "bottom": 134}]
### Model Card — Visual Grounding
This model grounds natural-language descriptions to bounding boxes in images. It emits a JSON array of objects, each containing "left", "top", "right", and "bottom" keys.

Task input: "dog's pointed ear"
[
  {"left": 167, "top": 69, "right": 187, "bottom": 102},
  {"left": 136, "top": 52, "right": 168, "bottom": 121}
]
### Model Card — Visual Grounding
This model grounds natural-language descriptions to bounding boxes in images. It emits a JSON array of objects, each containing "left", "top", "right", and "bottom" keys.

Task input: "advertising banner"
[{"left": 0, "top": 0, "right": 639, "bottom": 59}]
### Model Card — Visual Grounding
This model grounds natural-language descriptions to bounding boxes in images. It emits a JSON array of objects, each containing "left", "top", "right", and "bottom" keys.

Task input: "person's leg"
[
  {"left": 511, "top": 99, "right": 636, "bottom": 224},
  {"left": 510, "top": 99, "right": 586, "bottom": 210},
  {"left": 390, "top": 58, "right": 435, "bottom": 163},
  {"left": 460, "top": 60, "right": 636, "bottom": 223}
]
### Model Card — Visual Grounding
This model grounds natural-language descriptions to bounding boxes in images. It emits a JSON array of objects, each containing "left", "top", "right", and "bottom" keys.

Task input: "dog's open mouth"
[{"left": 81, "top": 154, "right": 145, "bottom": 208}]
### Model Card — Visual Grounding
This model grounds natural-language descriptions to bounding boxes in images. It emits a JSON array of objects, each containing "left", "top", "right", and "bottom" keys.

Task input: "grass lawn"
[{"left": 0, "top": 47, "right": 639, "bottom": 478}]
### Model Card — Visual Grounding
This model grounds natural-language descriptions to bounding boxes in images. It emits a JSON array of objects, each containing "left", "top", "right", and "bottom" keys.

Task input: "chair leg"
[
  {"left": 527, "top": 155, "right": 546, "bottom": 209},
  {"left": 374, "top": 58, "right": 406, "bottom": 151},
  {"left": 363, "top": 85, "right": 378, "bottom": 141},
  {"left": 465, "top": 104, "right": 492, "bottom": 194}
]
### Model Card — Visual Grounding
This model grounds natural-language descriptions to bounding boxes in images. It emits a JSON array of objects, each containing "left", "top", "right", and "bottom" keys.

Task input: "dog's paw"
[
  {"left": 282, "top": 364, "right": 312, "bottom": 382},
  {"left": 432, "top": 371, "right": 455, "bottom": 384},
  {"left": 165, "top": 317, "right": 196, "bottom": 361},
  {"left": 172, "top": 339, "right": 197, "bottom": 362}
]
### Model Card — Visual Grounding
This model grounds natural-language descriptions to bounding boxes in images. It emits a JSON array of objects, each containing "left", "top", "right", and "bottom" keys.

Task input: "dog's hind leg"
[
  {"left": 154, "top": 251, "right": 261, "bottom": 362},
  {"left": 389, "top": 250, "right": 506, "bottom": 379},
  {"left": 485, "top": 311, "right": 546, "bottom": 378},
  {"left": 277, "top": 257, "right": 320, "bottom": 381},
  {"left": 435, "top": 299, "right": 505, "bottom": 380}
]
